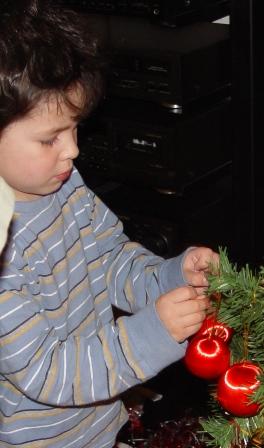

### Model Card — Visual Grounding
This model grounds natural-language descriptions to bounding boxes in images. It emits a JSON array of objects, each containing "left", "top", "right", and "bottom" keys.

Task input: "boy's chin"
[{"left": 15, "top": 185, "right": 63, "bottom": 201}]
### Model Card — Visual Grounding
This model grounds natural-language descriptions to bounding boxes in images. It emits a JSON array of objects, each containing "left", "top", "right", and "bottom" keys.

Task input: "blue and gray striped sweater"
[{"left": 0, "top": 168, "right": 187, "bottom": 447}]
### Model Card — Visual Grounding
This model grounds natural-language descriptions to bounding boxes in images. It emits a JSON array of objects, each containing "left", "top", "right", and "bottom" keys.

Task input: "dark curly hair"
[{"left": 0, "top": 0, "right": 105, "bottom": 132}]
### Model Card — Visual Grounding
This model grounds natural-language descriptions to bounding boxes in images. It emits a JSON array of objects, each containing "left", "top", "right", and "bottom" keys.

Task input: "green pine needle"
[{"left": 199, "top": 247, "right": 264, "bottom": 448}]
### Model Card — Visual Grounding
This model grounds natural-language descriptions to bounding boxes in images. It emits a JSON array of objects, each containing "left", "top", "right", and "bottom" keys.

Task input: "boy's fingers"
[
  {"left": 167, "top": 286, "right": 198, "bottom": 303},
  {"left": 176, "top": 295, "right": 210, "bottom": 318},
  {"left": 187, "top": 270, "right": 208, "bottom": 287}
]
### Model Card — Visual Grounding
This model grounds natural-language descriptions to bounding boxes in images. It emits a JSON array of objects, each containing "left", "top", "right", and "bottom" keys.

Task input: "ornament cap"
[{"left": 197, "top": 316, "right": 234, "bottom": 342}]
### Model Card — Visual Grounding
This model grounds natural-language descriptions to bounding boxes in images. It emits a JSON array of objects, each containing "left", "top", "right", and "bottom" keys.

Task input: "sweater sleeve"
[
  {"left": 88, "top": 189, "right": 188, "bottom": 313},
  {"left": 0, "top": 278, "right": 186, "bottom": 410}
]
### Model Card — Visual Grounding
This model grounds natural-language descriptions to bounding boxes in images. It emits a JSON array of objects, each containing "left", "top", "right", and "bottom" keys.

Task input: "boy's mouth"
[{"left": 56, "top": 170, "right": 71, "bottom": 181}]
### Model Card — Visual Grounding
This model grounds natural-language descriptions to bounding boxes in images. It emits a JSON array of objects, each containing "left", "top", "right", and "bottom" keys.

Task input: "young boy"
[{"left": 0, "top": 1, "right": 218, "bottom": 447}]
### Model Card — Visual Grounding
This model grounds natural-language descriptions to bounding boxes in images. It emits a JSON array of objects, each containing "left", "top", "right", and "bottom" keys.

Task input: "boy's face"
[{"left": 0, "top": 90, "right": 81, "bottom": 201}]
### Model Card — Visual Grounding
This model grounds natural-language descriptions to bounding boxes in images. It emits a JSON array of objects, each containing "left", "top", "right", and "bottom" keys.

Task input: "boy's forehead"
[
  {"left": 29, "top": 84, "right": 86, "bottom": 118},
  {"left": 36, "top": 89, "right": 83, "bottom": 117},
  {"left": 3, "top": 92, "right": 81, "bottom": 137}
]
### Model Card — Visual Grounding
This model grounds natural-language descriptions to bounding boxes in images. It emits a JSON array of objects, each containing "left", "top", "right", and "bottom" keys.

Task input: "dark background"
[
  {"left": 62, "top": 0, "right": 264, "bottom": 269},
  {"left": 61, "top": 0, "right": 264, "bottom": 430}
]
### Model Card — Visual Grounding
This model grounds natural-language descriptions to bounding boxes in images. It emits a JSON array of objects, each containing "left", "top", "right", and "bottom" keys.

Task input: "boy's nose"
[
  {"left": 63, "top": 139, "right": 79, "bottom": 160},
  {"left": 70, "top": 142, "right": 79, "bottom": 160}
]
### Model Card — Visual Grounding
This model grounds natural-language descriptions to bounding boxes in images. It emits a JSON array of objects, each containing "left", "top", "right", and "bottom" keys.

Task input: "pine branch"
[
  {"left": 200, "top": 247, "right": 264, "bottom": 448},
  {"left": 201, "top": 414, "right": 264, "bottom": 448},
  {"left": 200, "top": 416, "right": 237, "bottom": 448}
]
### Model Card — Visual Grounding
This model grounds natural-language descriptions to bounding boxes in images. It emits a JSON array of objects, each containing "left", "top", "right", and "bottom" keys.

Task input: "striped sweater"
[{"left": 0, "top": 168, "right": 187, "bottom": 447}]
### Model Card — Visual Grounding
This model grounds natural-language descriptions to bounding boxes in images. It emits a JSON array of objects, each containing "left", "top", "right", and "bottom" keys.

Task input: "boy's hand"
[
  {"left": 182, "top": 247, "right": 219, "bottom": 294},
  {"left": 156, "top": 286, "right": 210, "bottom": 342}
]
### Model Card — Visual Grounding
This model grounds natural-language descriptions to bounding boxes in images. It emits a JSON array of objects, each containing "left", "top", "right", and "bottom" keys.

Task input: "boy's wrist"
[
  {"left": 158, "top": 250, "right": 189, "bottom": 293},
  {"left": 118, "top": 302, "right": 187, "bottom": 378}
]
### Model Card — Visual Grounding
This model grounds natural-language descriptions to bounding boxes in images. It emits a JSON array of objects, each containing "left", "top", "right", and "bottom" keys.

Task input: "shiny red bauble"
[
  {"left": 184, "top": 335, "right": 230, "bottom": 380},
  {"left": 217, "top": 361, "right": 261, "bottom": 417},
  {"left": 197, "top": 316, "right": 234, "bottom": 343}
]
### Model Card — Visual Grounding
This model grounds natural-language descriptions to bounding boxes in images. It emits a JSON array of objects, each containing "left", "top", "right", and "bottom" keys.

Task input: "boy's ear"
[{"left": 0, "top": 177, "right": 15, "bottom": 253}]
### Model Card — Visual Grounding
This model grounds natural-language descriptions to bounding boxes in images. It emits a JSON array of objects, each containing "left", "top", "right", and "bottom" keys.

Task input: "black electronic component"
[
  {"left": 107, "top": 19, "right": 231, "bottom": 107},
  {"left": 76, "top": 94, "right": 231, "bottom": 193},
  {"left": 59, "top": 0, "right": 230, "bottom": 26}
]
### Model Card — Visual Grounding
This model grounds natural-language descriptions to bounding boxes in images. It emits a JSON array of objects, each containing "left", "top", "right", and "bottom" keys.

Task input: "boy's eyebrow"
[{"left": 35, "top": 124, "right": 78, "bottom": 135}]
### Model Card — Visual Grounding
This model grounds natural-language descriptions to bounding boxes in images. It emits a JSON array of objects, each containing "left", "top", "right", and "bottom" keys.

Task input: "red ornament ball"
[
  {"left": 217, "top": 361, "right": 261, "bottom": 417},
  {"left": 197, "top": 316, "right": 234, "bottom": 343},
  {"left": 184, "top": 335, "right": 230, "bottom": 380}
]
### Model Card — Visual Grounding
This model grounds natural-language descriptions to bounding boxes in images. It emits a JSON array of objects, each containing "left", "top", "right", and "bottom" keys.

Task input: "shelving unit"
[{"left": 69, "top": 1, "right": 233, "bottom": 260}]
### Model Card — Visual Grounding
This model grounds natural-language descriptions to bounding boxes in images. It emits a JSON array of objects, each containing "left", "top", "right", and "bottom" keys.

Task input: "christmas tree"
[
  {"left": 187, "top": 248, "right": 264, "bottom": 448},
  {"left": 118, "top": 248, "right": 264, "bottom": 448}
]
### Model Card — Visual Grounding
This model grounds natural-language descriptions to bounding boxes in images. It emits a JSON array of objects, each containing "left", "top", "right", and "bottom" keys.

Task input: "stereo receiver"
[
  {"left": 60, "top": 0, "right": 230, "bottom": 25},
  {"left": 106, "top": 19, "right": 231, "bottom": 107},
  {"left": 76, "top": 95, "right": 231, "bottom": 193},
  {"left": 74, "top": 15, "right": 230, "bottom": 108},
  {"left": 89, "top": 162, "right": 232, "bottom": 257}
]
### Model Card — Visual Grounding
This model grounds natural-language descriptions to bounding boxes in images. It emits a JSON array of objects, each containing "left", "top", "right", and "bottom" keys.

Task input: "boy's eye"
[{"left": 40, "top": 137, "right": 57, "bottom": 146}]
